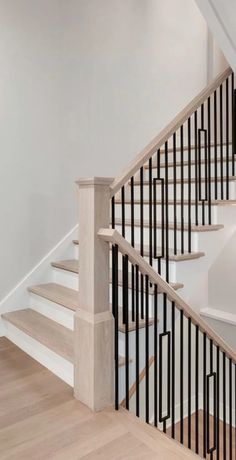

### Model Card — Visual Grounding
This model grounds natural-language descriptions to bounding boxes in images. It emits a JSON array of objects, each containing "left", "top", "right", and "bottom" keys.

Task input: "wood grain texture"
[
  {"left": 28, "top": 283, "right": 78, "bottom": 311},
  {"left": 115, "top": 198, "right": 236, "bottom": 207},
  {"left": 132, "top": 175, "right": 236, "bottom": 186},
  {"left": 0, "top": 338, "right": 197, "bottom": 459},
  {"left": 2, "top": 309, "right": 74, "bottom": 363},
  {"left": 98, "top": 228, "right": 236, "bottom": 363},
  {"left": 114, "top": 218, "right": 224, "bottom": 232},
  {"left": 110, "top": 67, "right": 231, "bottom": 195}
]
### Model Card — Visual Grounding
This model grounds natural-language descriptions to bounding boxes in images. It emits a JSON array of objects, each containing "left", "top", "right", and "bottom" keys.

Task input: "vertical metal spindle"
[
  {"left": 124, "top": 255, "right": 129, "bottom": 410},
  {"left": 149, "top": 158, "right": 153, "bottom": 267},
  {"left": 214, "top": 90, "right": 218, "bottom": 199},
  {"left": 140, "top": 168, "right": 144, "bottom": 319},
  {"left": 188, "top": 317, "right": 192, "bottom": 449},
  {"left": 232, "top": 73, "right": 235, "bottom": 176},
  {"left": 121, "top": 186, "right": 126, "bottom": 325},
  {"left": 203, "top": 332, "right": 207, "bottom": 458},
  {"left": 154, "top": 284, "right": 158, "bottom": 427},
  {"left": 180, "top": 126, "right": 184, "bottom": 254},
  {"left": 135, "top": 265, "right": 140, "bottom": 417},
  {"left": 180, "top": 309, "right": 184, "bottom": 444},
  {"left": 229, "top": 358, "right": 232, "bottom": 460},
  {"left": 188, "top": 118, "right": 192, "bottom": 252},
  {"left": 165, "top": 142, "right": 169, "bottom": 281},
  {"left": 216, "top": 346, "right": 220, "bottom": 460},
  {"left": 173, "top": 133, "right": 177, "bottom": 254},
  {"left": 223, "top": 352, "right": 226, "bottom": 460},
  {"left": 220, "top": 84, "right": 224, "bottom": 199},
  {"left": 201, "top": 104, "right": 206, "bottom": 225},
  {"left": 131, "top": 177, "right": 135, "bottom": 321},
  {"left": 113, "top": 244, "right": 119, "bottom": 410},
  {"left": 207, "top": 96, "right": 212, "bottom": 224},
  {"left": 226, "top": 78, "right": 230, "bottom": 199},
  {"left": 145, "top": 275, "right": 149, "bottom": 424},
  {"left": 194, "top": 110, "right": 199, "bottom": 226},
  {"left": 195, "top": 325, "right": 199, "bottom": 454},
  {"left": 171, "top": 301, "right": 175, "bottom": 438}
]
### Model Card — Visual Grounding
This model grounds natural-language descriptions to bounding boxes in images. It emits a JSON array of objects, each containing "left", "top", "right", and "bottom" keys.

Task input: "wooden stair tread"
[
  {"left": 118, "top": 308, "right": 155, "bottom": 333},
  {"left": 52, "top": 259, "right": 78, "bottom": 273},
  {"left": 55, "top": 257, "right": 183, "bottom": 291},
  {"left": 115, "top": 199, "right": 236, "bottom": 206},
  {"left": 132, "top": 175, "right": 236, "bottom": 186},
  {"left": 115, "top": 218, "right": 224, "bottom": 232},
  {"left": 2, "top": 309, "right": 74, "bottom": 363},
  {"left": 28, "top": 283, "right": 78, "bottom": 311},
  {"left": 158, "top": 141, "right": 230, "bottom": 155},
  {"left": 145, "top": 156, "right": 233, "bottom": 169},
  {"left": 71, "top": 243, "right": 204, "bottom": 261}
]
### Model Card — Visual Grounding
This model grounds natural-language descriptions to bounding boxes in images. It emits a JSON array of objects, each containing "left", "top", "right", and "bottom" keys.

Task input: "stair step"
[
  {"left": 54, "top": 257, "right": 183, "bottom": 291},
  {"left": 28, "top": 283, "right": 78, "bottom": 311},
  {"left": 145, "top": 156, "right": 233, "bottom": 169},
  {"left": 115, "top": 218, "right": 224, "bottom": 232},
  {"left": 158, "top": 142, "right": 230, "bottom": 155},
  {"left": 71, "top": 243, "right": 204, "bottom": 261},
  {"left": 115, "top": 199, "right": 236, "bottom": 207},
  {"left": 2, "top": 309, "right": 74, "bottom": 363},
  {"left": 118, "top": 308, "right": 155, "bottom": 333},
  {"left": 132, "top": 176, "right": 236, "bottom": 186}
]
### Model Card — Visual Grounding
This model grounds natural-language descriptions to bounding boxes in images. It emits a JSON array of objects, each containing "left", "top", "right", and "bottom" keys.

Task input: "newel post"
[{"left": 74, "top": 177, "right": 114, "bottom": 411}]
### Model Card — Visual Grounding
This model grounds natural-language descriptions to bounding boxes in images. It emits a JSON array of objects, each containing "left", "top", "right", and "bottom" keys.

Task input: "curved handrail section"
[
  {"left": 110, "top": 66, "right": 232, "bottom": 197},
  {"left": 98, "top": 227, "right": 236, "bottom": 363}
]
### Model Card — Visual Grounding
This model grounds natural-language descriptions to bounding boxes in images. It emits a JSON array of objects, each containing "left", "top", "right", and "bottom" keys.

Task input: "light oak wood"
[
  {"left": 110, "top": 67, "right": 231, "bottom": 196},
  {"left": 115, "top": 217, "right": 224, "bottom": 232},
  {"left": 120, "top": 356, "right": 155, "bottom": 407},
  {"left": 52, "top": 259, "right": 78, "bottom": 273},
  {"left": 115, "top": 198, "right": 236, "bottom": 206},
  {"left": 132, "top": 175, "right": 236, "bottom": 186},
  {"left": 146, "top": 155, "right": 233, "bottom": 169},
  {"left": 2, "top": 309, "right": 74, "bottom": 363},
  {"left": 72, "top": 242, "right": 204, "bottom": 261},
  {"left": 28, "top": 283, "right": 78, "bottom": 311},
  {"left": 0, "top": 338, "right": 198, "bottom": 459},
  {"left": 98, "top": 228, "right": 236, "bottom": 363},
  {"left": 118, "top": 307, "right": 155, "bottom": 333}
]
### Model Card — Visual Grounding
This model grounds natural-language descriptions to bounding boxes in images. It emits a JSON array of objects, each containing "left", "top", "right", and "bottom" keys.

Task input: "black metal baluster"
[
  {"left": 223, "top": 352, "right": 226, "bottom": 460},
  {"left": 180, "top": 126, "right": 184, "bottom": 254},
  {"left": 188, "top": 317, "right": 192, "bottom": 449},
  {"left": 159, "top": 293, "right": 170, "bottom": 434},
  {"left": 214, "top": 90, "right": 218, "bottom": 199},
  {"left": 131, "top": 176, "right": 135, "bottom": 322},
  {"left": 232, "top": 73, "right": 235, "bottom": 176},
  {"left": 194, "top": 110, "right": 199, "bottom": 225},
  {"left": 113, "top": 244, "right": 119, "bottom": 410},
  {"left": 171, "top": 301, "right": 175, "bottom": 439},
  {"left": 226, "top": 78, "right": 230, "bottom": 199},
  {"left": 111, "top": 196, "right": 115, "bottom": 229},
  {"left": 124, "top": 255, "right": 129, "bottom": 410},
  {"left": 140, "top": 167, "right": 144, "bottom": 319},
  {"left": 188, "top": 118, "right": 192, "bottom": 252},
  {"left": 165, "top": 142, "right": 169, "bottom": 282},
  {"left": 203, "top": 332, "right": 207, "bottom": 458},
  {"left": 180, "top": 309, "right": 184, "bottom": 444},
  {"left": 201, "top": 104, "right": 206, "bottom": 225},
  {"left": 220, "top": 84, "right": 224, "bottom": 199},
  {"left": 121, "top": 186, "right": 126, "bottom": 325},
  {"left": 149, "top": 158, "right": 153, "bottom": 267},
  {"left": 135, "top": 265, "right": 140, "bottom": 417},
  {"left": 145, "top": 275, "right": 149, "bottom": 424},
  {"left": 195, "top": 325, "right": 199, "bottom": 454},
  {"left": 207, "top": 96, "right": 212, "bottom": 224},
  {"left": 229, "top": 358, "right": 232, "bottom": 460},
  {"left": 173, "top": 133, "right": 177, "bottom": 254},
  {"left": 216, "top": 346, "right": 220, "bottom": 460},
  {"left": 154, "top": 284, "right": 158, "bottom": 427}
]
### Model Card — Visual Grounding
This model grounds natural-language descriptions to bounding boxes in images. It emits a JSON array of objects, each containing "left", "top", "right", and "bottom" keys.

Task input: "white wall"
[
  {"left": 196, "top": 0, "right": 236, "bottom": 73},
  {"left": 0, "top": 0, "right": 225, "bottom": 300}
]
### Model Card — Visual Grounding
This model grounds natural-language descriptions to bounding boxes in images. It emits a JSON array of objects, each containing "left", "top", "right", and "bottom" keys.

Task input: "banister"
[
  {"left": 110, "top": 66, "right": 232, "bottom": 197},
  {"left": 98, "top": 227, "right": 236, "bottom": 363}
]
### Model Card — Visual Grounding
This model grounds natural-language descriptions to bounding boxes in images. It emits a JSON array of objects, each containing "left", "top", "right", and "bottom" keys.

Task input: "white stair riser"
[
  {"left": 2, "top": 320, "right": 74, "bottom": 387},
  {"left": 114, "top": 202, "right": 218, "bottom": 224},
  {"left": 52, "top": 267, "right": 78, "bottom": 290},
  {"left": 29, "top": 293, "right": 74, "bottom": 330}
]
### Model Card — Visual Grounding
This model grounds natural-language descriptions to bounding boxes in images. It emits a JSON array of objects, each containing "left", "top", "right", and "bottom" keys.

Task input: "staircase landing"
[{"left": 0, "top": 337, "right": 197, "bottom": 459}]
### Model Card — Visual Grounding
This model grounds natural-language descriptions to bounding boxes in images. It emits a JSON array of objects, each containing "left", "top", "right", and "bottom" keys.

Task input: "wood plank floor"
[{"left": 0, "top": 338, "right": 198, "bottom": 459}]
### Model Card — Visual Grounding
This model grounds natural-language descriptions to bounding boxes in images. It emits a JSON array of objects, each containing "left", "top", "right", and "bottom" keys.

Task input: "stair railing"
[
  {"left": 99, "top": 227, "right": 236, "bottom": 458},
  {"left": 110, "top": 67, "right": 235, "bottom": 287}
]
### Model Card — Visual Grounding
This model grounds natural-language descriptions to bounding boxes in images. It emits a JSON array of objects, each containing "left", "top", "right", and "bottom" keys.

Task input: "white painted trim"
[
  {"left": 200, "top": 307, "right": 236, "bottom": 326},
  {"left": 3, "top": 319, "right": 74, "bottom": 386}
]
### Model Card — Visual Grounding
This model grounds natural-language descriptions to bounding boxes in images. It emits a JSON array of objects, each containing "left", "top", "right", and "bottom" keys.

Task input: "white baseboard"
[{"left": 3, "top": 320, "right": 74, "bottom": 387}]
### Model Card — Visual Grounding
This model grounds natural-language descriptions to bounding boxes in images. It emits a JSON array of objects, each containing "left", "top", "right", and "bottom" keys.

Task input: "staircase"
[{"left": 1, "top": 66, "right": 236, "bottom": 458}]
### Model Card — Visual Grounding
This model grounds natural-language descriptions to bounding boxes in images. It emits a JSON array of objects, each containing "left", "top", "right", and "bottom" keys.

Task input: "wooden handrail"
[
  {"left": 98, "top": 227, "right": 236, "bottom": 363},
  {"left": 110, "top": 67, "right": 232, "bottom": 197}
]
